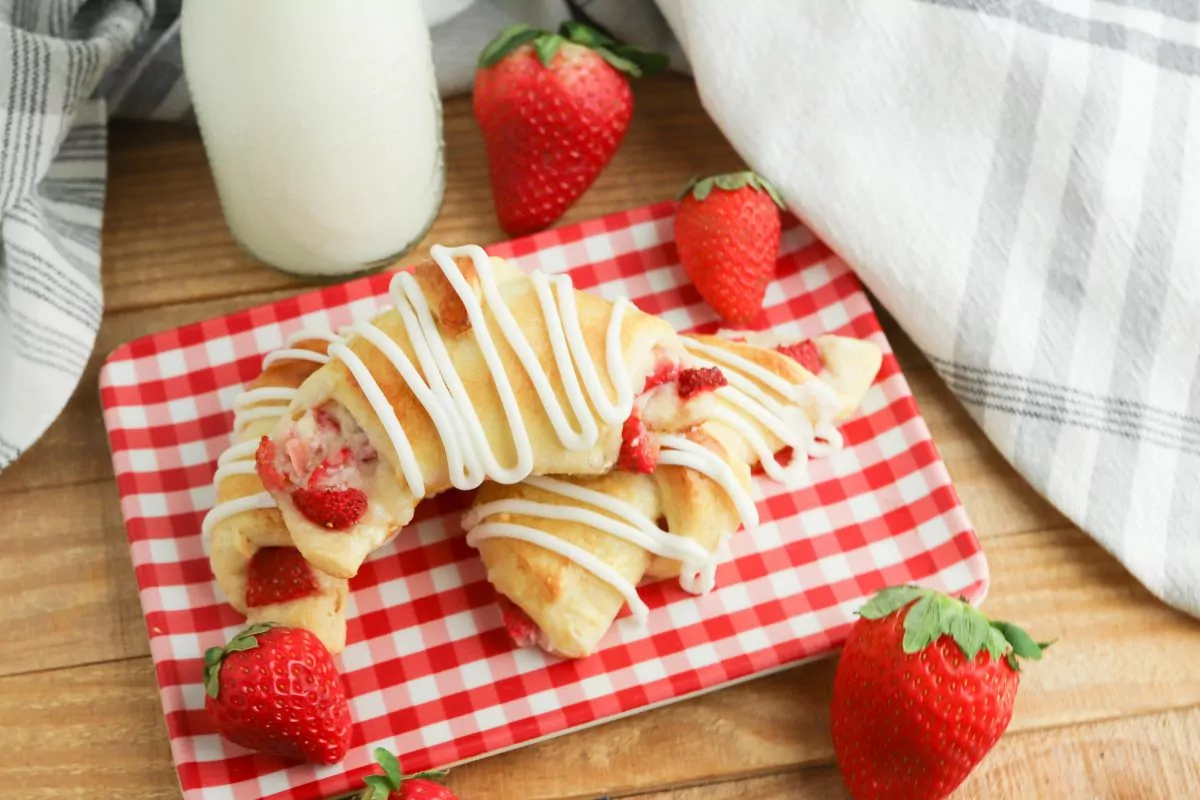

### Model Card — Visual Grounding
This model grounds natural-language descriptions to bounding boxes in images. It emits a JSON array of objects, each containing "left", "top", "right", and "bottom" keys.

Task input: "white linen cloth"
[{"left": 3, "top": 0, "right": 1198, "bottom": 617}]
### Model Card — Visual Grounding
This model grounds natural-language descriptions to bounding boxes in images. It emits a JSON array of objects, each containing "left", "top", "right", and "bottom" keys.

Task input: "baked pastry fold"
[
  {"left": 203, "top": 332, "right": 349, "bottom": 654},
  {"left": 259, "top": 245, "right": 721, "bottom": 579},
  {"left": 465, "top": 332, "right": 884, "bottom": 658}
]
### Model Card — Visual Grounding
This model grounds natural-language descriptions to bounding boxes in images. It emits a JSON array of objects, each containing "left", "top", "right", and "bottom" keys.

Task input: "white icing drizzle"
[
  {"left": 657, "top": 434, "right": 759, "bottom": 529},
  {"left": 682, "top": 338, "right": 843, "bottom": 485},
  {"left": 463, "top": 440, "right": 761, "bottom": 622},
  {"left": 262, "top": 348, "right": 330, "bottom": 369},
  {"left": 466, "top": 521, "right": 651, "bottom": 622},
  {"left": 201, "top": 491, "right": 276, "bottom": 542},
  {"left": 462, "top": 336, "right": 851, "bottom": 619},
  {"left": 327, "top": 243, "right": 634, "bottom": 499},
  {"left": 201, "top": 328, "right": 345, "bottom": 550}
]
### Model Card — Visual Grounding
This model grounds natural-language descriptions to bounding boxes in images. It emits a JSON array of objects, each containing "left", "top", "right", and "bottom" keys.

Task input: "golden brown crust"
[
  {"left": 208, "top": 337, "right": 350, "bottom": 653},
  {"left": 469, "top": 332, "right": 883, "bottom": 659},
  {"left": 279, "top": 255, "right": 686, "bottom": 578},
  {"left": 412, "top": 254, "right": 480, "bottom": 339}
]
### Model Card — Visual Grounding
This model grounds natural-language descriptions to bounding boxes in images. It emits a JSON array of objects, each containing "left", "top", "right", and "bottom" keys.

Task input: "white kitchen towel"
[{"left": 4, "top": 1, "right": 1199, "bottom": 619}]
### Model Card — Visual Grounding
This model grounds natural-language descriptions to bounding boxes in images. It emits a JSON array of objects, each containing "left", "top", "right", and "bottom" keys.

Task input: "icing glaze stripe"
[{"left": 467, "top": 521, "right": 650, "bottom": 621}]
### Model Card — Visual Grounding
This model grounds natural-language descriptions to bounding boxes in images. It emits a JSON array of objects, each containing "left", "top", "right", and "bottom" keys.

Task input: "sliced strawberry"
[
  {"left": 677, "top": 366, "right": 727, "bottom": 399},
  {"left": 618, "top": 414, "right": 659, "bottom": 473},
  {"left": 245, "top": 547, "right": 320, "bottom": 607},
  {"left": 777, "top": 340, "right": 822, "bottom": 374},
  {"left": 642, "top": 361, "right": 680, "bottom": 393},
  {"left": 292, "top": 487, "right": 368, "bottom": 530},
  {"left": 255, "top": 437, "right": 289, "bottom": 492},
  {"left": 497, "top": 595, "right": 543, "bottom": 649}
]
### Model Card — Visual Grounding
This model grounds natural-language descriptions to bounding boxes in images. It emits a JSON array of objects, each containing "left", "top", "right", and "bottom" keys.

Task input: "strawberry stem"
[
  {"left": 858, "top": 585, "right": 1051, "bottom": 668},
  {"left": 203, "top": 623, "right": 274, "bottom": 699},
  {"left": 476, "top": 20, "right": 667, "bottom": 77},
  {"left": 679, "top": 170, "right": 786, "bottom": 208}
]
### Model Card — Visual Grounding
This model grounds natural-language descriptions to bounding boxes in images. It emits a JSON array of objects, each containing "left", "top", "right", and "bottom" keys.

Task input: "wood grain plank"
[
  {"left": 627, "top": 706, "right": 1200, "bottom": 800},
  {"left": 5, "top": 521, "right": 1194, "bottom": 794},
  {"left": 0, "top": 482, "right": 147, "bottom": 677},
  {"left": 0, "top": 658, "right": 178, "bottom": 800}
]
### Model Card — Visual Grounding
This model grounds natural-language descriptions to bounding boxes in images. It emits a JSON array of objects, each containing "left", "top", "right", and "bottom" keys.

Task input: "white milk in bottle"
[{"left": 181, "top": 0, "right": 444, "bottom": 276}]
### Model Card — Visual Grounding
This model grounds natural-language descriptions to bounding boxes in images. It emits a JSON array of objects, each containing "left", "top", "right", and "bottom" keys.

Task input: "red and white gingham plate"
[{"left": 100, "top": 201, "right": 986, "bottom": 800}]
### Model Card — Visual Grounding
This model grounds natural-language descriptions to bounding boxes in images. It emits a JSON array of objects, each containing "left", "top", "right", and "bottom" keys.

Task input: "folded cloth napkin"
[{"left": 5, "top": 0, "right": 1199, "bottom": 619}]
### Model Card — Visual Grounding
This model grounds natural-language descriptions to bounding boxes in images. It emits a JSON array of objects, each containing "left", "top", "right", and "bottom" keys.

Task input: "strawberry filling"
[
  {"left": 777, "top": 340, "right": 823, "bottom": 375},
  {"left": 677, "top": 366, "right": 727, "bottom": 398},
  {"left": 497, "top": 594, "right": 546, "bottom": 649},
  {"left": 256, "top": 402, "right": 377, "bottom": 530},
  {"left": 641, "top": 361, "right": 680, "bottom": 393},
  {"left": 245, "top": 546, "right": 320, "bottom": 607},
  {"left": 618, "top": 414, "right": 659, "bottom": 473}
]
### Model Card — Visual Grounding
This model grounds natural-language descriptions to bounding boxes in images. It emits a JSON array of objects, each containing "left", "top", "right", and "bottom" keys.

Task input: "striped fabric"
[
  {"left": 5, "top": 0, "right": 1199, "bottom": 615},
  {"left": 0, "top": 0, "right": 150, "bottom": 468},
  {"left": 656, "top": 0, "right": 1200, "bottom": 615}
]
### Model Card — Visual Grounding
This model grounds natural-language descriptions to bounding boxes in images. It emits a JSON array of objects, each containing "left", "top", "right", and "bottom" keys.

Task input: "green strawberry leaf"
[
  {"left": 992, "top": 621, "right": 1045, "bottom": 661},
  {"left": 900, "top": 594, "right": 937, "bottom": 653},
  {"left": 478, "top": 23, "right": 544, "bottom": 68},
  {"left": 754, "top": 174, "right": 786, "bottom": 209},
  {"left": 413, "top": 770, "right": 450, "bottom": 782},
  {"left": 204, "top": 646, "right": 224, "bottom": 667},
  {"left": 692, "top": 177, "right": 716, "bottom": 202},
  {"left": 948, "top": 606, "right": 990, "bottom": 661},
  {"left": 608, "top": 44, "right": 669, "bottom": 77},
  {"left": 204, "top": 659, "right": 222, "bottom": 699},
  {"left": 535, "top": 34, "right": 565, "bottom": 67},
  {"left": 559, "top": 20, "right": 615, "bottom": 47},
  {"left": 374, "top": 747, "right": 403, "bottom": 789},
  {"left": 984, "top": 625, "right": 1009, "bottom": 661},
  {"left": 1005, "top": 652, "right": 1020, "bottom": 672},
  {"left": 858, "top": 585, "right": 926, "bottom": 619},
  {"left": 594, "top": 46, "right": 644, "bottom": 78},
  {"left": 362, "top": 775, "right": 393, "bottom": 799},
  {"left": 224, "top": 637, "right": 258, "bottom": 654}
]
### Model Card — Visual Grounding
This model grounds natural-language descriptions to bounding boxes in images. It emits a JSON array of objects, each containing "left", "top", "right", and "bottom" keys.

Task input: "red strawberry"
[
  {"left": 474, "top": 21, "right": 667, "bottom": 235},
  {"left": 255, "top": 436, "right": 289, "bottom": 492},
  {"left": 292, "top": 486, "right": 368, "bottom": 530},
  {"left": 360, "top": 747, "right": 456, "bottom": 800},
  {"left": 676, "top": 366, "right": 727, "bottom": 399},
  {"left": 776, "top": 339, "right": 823, "bottom": 375},
  {"left": 204, "top": 624, "right": 351, "bottom": 764},
  {"left": 831, "top": 586, "right": 1051, "bottom": 800},
  {"left": 245, "top": 546, "right": 320, "bottom": 607},
  {"left": 617, "top": 413, "right": 658, "bottom": 473},
  {"left": 675, "top": 171, "right": 784, "bottom": 324}
]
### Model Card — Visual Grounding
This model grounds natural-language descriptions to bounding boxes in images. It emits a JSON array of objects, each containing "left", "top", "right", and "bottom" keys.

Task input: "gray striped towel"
[{"left": 5, "top": 0, "right": 1199, "bottom": 617}]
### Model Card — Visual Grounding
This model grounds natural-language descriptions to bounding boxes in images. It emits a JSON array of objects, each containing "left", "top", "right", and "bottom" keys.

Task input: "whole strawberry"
[
  {"left": 831, "top": 586, "right": 1051, "bottom": 800},
  {"left": 360, "top": 747, "right": 456, "bottom": 799},
  {"left": 675, "top": 171, "right": 784, "bottom": 324},
  {"left": 474, "top": 21, "right": 666, "bottom": 235},
  {"left": 204, "top": 623, "right": 351, "bottom": 764}
]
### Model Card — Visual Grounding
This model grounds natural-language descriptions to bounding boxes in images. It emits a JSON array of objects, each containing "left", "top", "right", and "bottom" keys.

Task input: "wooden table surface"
[{"left": 2, "top": 74, "right": 1199, "bottom": 800}]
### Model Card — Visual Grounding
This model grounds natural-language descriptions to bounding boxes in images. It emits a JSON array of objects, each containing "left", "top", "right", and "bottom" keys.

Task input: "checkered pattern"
[{"left": 100, "top": 201, "right": 987, "bottom": 800}]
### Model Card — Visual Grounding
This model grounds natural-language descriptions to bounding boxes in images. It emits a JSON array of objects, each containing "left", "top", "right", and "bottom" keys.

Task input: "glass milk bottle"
[{"left": 181, "top": 0, "right": 444, "bottom": 277}]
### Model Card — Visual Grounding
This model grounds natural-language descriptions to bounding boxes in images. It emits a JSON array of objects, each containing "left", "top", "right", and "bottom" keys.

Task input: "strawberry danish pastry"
[
  {"left": 257, "top": 245, "right": 725, "bottom": 578},
  {"left": 464, "top": 332, "right": 883, "bottom": 658},
  {"left": 203, "top": 331, "right": 350, "bottom": 653}
]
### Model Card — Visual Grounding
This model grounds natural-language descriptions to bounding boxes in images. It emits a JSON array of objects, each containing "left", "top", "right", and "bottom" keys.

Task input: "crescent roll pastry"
[
  {"left": 257, "top": 245, "right": 726, "bottom": 579},
  {"left": 464, "top": 332, "right": 883, "bottom": 658},
  {"left": 203, "top": 331, "right": 350, "bottom": 654}
]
